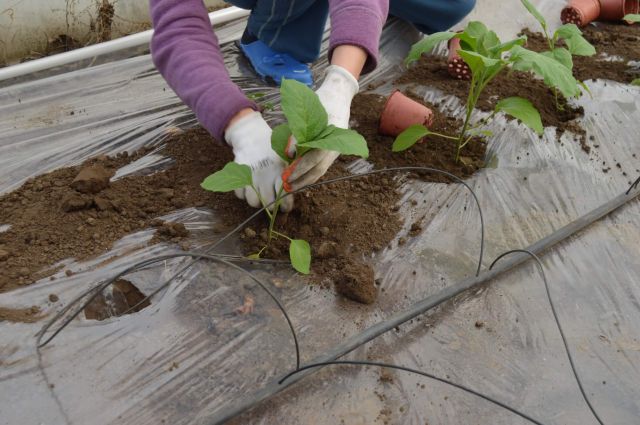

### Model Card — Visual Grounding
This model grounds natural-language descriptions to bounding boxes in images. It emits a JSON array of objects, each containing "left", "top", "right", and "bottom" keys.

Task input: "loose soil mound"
[
  {"left": 0, "top": 128, "right": 405, "bottom": 304},
  {"left": 0, "top": 147, "right": 197, "bottom": 293}
]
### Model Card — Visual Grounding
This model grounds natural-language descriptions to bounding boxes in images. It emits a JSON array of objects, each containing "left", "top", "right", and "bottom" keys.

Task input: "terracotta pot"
[
  {"left": 560, "top": 0, "right": 601, "bottom": 26},
  {"left": 448, "top": 37, "right": 471, "bottom": 80},
  {"left": 599, "top": 0, "right": 638, "bottom": 21},
  {"left": 378, "top": 91, "right": 434, "bottom": 137}
]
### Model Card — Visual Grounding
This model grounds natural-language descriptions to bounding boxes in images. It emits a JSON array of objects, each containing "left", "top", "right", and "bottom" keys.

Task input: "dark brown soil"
[
  {"left": 0, "top": 142, "right": 200, "bottom": 293},
  {"left": 0, "top": 306, "right": 42, "bottom": 323},
  {"left": 83, "top": 279, "right": 150, "bottom": 320},
  {"left": 522, "top": 23, "right": 640, "bottom": 84},
  {"left": 397, "top": 56, "right": 587, "bottom": 149},
  {"left": 334, "top": 257, "right": 377, "bottom": 304},
  {"left": 241, "top": 161, "right": 402, "bottom": 304},
  {"left": 0, "top": 127, "right": 404, "bottom": 304},
  {"left": 351, "top": 93, "right": 487, "bottom": 180},
  {"left": 577, "top": 22, "right": 640, "bottom": 84}
]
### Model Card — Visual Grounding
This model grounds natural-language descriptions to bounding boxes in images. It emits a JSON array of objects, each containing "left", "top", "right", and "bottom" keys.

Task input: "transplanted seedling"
[
  {"left": 201, "top": 79, "right": 369, "bottom": 274},
  {"left": 520, "top": 0, "right": 595, "bottom": 109},
  {"left": 395, "top": 20, "right": 584, "bottom": 161}
]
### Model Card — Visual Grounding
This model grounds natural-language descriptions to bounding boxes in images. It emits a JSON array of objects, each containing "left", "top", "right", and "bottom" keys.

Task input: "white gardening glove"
[
  {"left": 283, "top": 65, "right": 359, "bottom": 192},
  {"left": 225, "top": 111, "right": 293, "bottom": 212}
]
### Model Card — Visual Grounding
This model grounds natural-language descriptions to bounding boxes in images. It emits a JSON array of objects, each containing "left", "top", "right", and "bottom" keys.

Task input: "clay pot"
[
  {"left": 561, "top": 0, "right": 601, "bottom": 26},
  {"left": 448, "top": 37, "right": 471, "bottom": 80},
  {"left": 598, "top": 0, "right": 638, "bottom": 21},
  {"left": 378, "top": 91, "right": 434, "bottom": 137}
]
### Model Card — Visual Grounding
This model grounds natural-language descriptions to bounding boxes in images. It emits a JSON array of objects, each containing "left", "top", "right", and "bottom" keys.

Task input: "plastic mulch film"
[{"left": 1, "top": 5, "right": 640, "bottom": 425}]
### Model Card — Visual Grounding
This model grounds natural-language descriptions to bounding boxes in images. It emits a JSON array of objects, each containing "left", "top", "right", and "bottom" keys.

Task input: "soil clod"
[
  {"left": 70, "top": 164, "right": 113, "bottom": 194},
  {"left": 334, "top": 257, "right": 377, "bottom": 304}
]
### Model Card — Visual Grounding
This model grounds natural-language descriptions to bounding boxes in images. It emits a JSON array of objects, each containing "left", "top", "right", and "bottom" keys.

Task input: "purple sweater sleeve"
[
  {"left": 150, "top": 0, "right": 388, "bottom": 140},
  {"left": 149, "top": 0, "right": 256, "bottom": 141},
  {"left": 328, "top": 0, "right": 389, "bottom": 74}
]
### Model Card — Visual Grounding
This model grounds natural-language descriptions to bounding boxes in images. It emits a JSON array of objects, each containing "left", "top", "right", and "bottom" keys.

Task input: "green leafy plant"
[
  {"left": 201, "top": 79, "right": 368, "bottom": 274},
  {"left": 632, "top": 79, "right": 640, "bottom": 86},
  {"left": 520, "top": 0, "right": 595, "bottom": 109},
  {"left": 399, "top": 20, "right": 582, "bottom": 161}
]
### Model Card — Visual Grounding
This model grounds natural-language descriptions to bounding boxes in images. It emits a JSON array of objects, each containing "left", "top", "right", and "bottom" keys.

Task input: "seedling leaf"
[
  {"left": 631, "top": 79, "right": 640, "bottom": 86},
  {"left": 280, "top": 79, "right": 327, "bottom": 143},
  {"left": 458, "top": 50, "right": 501, "bottom": 75},
  {"left": 480, "top": 30, "right": 501, "bottom": 54},
  {"left": 520, "top": 0, "right": 547, "bottom": 30},
  {"left": 542, "top": 47, "right": 573, "bottom": 70},
  {"left": 495, "top": 96, "right": 543, "bottom": 135},
  {"left": 392, "top": 125, "right": 431, "bottom": 152},
  {"left": 289, "top": 239, "right": 311, "bottom": 274},
  {"left": 488, "top": 35, "right": 527, "bottom": 56},
  {"left": 406, "top": 31, "right": 456, "bottom": 65},
  {"left": 302, "top": 127, "right": 369, "bottom": 158},
  {"left": 466, "top": 21, "right": 490, "bottom": 42},
  {"left": 623, "top": 14, "right": 640, "bottom": 23},
  {"left": 554, "top": 24, "right": 596, "bottom": 56},
  {"left": 201, "top": 162, "right": 252, "bottom": 192},
  {"left": 271, "top": 123, "right": 293, "bottom": 163},
  {"left": 509, "top": 45, "right": 580, "bottom": 98}
]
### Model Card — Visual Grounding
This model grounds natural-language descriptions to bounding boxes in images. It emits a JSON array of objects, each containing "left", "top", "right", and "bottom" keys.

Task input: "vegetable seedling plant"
[
  {"left": 519, "top": 0, "right": 596, "bottom": 109},
  {"left": 201, "top": 79, "right": 369, "bottom": 274},
  {"left": 395, "top": 20, "right": 584, "bottom": 161}
]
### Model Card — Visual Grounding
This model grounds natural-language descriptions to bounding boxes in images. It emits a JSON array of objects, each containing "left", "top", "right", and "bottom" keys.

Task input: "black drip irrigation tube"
[{"left": 209, "top": 181, "right": 640, "bottom": 425}]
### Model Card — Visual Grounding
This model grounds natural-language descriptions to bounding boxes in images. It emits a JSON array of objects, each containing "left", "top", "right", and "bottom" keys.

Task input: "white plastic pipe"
[{"left": 0, "top": 6, "right": 249, "bottom": 83}]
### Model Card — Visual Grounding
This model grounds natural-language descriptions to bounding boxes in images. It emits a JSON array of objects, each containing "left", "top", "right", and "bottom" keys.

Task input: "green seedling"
[
  {"left": 631, "top": 79, "right": 640, "bottom": 86},
  {"left": 397, "top": 20, "right": 583, "bottom": 161},
  {"left": 201, "top": 79, "right": 368, "bottom": 274},
  {"left": 520, "top": 0, "right": 595, "bottom": 109}
]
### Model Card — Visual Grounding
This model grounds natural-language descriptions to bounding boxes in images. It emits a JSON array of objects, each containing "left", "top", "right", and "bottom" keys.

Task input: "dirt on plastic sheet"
[
  {"left": 0, "top": 142, "right": 201, "bottom": 294},
  {"left": 0, "top": 306, "right": 43, "bottom": 323},
  {"left": 351, "top": 92, "right": 487, "bottom": 179},
  {"left": 396, "top": 54, "right": 589, "bottom": 152},
  {"left": 83, "top": 279, "right": 151, "bottom": 320},
  {"left": 0, "top": 127, "right": 404, "bottom": 305}
]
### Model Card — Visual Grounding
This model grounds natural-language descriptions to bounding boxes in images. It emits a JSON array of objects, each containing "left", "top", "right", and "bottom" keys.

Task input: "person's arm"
[
  {"left": 282, "top": 1, "right": 388, "bottom": 192},
  {"left": 149, "top": 0, "right": 257, "bottom": 141},
  {"left": 150, "top": 0, "right": 292, "bottom": 212},
  {"left": 327, "top": 0, "right": 389, "bottom": 76}
]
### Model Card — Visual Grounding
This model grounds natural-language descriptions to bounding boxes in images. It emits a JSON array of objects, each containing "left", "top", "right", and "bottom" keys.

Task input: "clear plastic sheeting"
[{"left": 1, "top": 5, "right": 640, "bottom": 425}]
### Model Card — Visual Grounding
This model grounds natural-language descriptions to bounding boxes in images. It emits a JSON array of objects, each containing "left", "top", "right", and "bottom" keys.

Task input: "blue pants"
[{"left": 227, "top": 0, "right": 476, "bottom": 63}]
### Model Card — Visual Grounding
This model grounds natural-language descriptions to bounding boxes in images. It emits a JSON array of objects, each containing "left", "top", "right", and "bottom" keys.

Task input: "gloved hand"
[
  {"left": 225, "top": 111, "right": 293, "bottom": 212},
  {"left": 283, "top": 65, "right": 359, "bottom": 191}
]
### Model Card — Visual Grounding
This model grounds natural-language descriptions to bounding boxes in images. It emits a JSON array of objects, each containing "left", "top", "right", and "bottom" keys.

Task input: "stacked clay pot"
[{"left": 561, "top": 0, "right": 639, "bottom": 27}]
